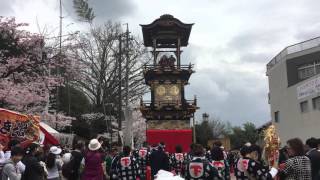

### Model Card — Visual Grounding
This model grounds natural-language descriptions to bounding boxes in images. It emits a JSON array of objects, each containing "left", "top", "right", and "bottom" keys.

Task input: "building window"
[
  {"left": 274, "top": 111, "right": 279, "bottom": 123},
  {"left": 312, "top": 96, "right": 320, "bottom": 110},
  {"left": 300, "top": 101, "right": 309, "bottom": 113},
  {"left": 298, "top": 61, "right": 320, "bottom": 80}
]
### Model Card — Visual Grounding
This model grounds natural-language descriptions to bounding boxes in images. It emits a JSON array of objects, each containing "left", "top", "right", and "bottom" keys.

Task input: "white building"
[{"left": 267, "top": 37, "right": 320, "bottom": 144}]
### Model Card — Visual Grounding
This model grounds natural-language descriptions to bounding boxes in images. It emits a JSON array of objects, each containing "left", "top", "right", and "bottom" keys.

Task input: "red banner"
[
  {"left": 146, "top": 129, "right": 192, "bottom": 153},
  {"left": 0, "top": 108, "right": 40, "bottom": 148}
]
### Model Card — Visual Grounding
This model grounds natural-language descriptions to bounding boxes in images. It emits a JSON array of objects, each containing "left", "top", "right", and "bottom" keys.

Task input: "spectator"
[
  {"left": 2, "top": 146, "right": 24, "bottom": 180},
  {"left": 81, "top": 139, "right": 105, "bottom": 180},
  {"left": 109, "top": 143, "right": 122, "bottom": 180},
  {"left": 305, "top": 137, "right": 320, "bottom": 180},
  {"left": 213, "top": 141, "right": 222, "bottom": 148},
  {"left": 205, "top": 146, "right": 211, "bottom": 160},
  {"left": 4, "top": 140, "right": 20, "bottom": 159},
  {"left": 3, "top": 140, "right": 25, "bottom": 174},
  {"left": 0, "top": 143, "right": 6, "bottom": 176},
  {"left": 70, "top": 142, "right": 84, "bottom": 180},
  {"left": 105, "top": 148, "right": 117, "bottom": 179},
  {"left": 46, "top": 146, "right": 63, "bottom": 180},
  {"left": 22, "top": 143, "right": 46, "bottom": 180},
  {"left": 278, "top": 146, "right": 289, "bottom": 164},
  {"left": 150, "top": 142, "right": 169, "bottom": 178},
  {"left": 211, "top": 146, "right": 230, "bottom": 180},
  {"left": 278, "top": 138, "right": 312, "bottom": 180}
]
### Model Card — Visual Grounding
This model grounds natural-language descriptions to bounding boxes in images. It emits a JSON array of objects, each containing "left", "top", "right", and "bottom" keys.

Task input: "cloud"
[
  {"left": 185, "top": 44, "right": 269, "bottom": 126},
  {"left": 0, "top": 0, "right": 15, "bottom": 15},
  {"left": 294, "top": 23, "right": 320, "bottom": 41},
  {"left": 5, "top": 0, "right": 320, "bottom": 128}
]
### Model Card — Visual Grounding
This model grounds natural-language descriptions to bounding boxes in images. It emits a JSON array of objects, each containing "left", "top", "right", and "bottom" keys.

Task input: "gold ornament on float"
[
  {"left": 156, "top": 85, "right": 166, "bottom": 96},
  {"left": 169, "top": 85, "right": 180, "bottom": 95},
  {"left": 263, "top": 124, "right": 280, "bottom": 167}
]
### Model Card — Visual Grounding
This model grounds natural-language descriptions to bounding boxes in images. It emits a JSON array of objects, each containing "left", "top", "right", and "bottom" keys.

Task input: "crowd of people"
[{"left": 0, "top": 136, "right": 320, "bottom": 180}]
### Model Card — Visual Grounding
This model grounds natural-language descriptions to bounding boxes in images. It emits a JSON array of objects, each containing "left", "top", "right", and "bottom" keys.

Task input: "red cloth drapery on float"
[
  {"left": 146, "top": 129, "right": 192, "bottom": 153},
  {"left": 39, "top": 123, "right": 59, "bottom": 146}
]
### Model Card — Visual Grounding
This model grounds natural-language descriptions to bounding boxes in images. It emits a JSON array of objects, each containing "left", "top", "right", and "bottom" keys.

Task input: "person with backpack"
[
  {"left": 22, "top": 143, "right": 46, "bottom": 180},
  {"left": 62, "top": 142, "right": 84, "bottom": 180},
  {"left": 1, "top": 146, "right": 24, "bottom": 180},
  {"left": 46, "top": 146, "right": 63, "bottom": 180}
]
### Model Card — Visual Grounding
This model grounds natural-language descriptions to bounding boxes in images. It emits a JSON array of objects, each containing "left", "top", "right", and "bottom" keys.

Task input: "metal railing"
[
  {"left": 267, "top": 36, "right": 320, "bottom": 71},
  {"left": 144, "top": 64, "right": 194, "bottom": 71},
  {"left": 141, "top": 99, "right": 197, "bottom": 108}
]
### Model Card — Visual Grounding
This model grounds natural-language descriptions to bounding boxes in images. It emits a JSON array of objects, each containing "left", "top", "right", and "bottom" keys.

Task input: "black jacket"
[
  {"left": 306, "top": 148, "right": 320, "bottom": 180},
  {"left": 150, "top": 148, "right": 169, "bottom": 177},
  {"left": 68, "top": 150, "right": 84, "bottom": 180},
  {"left": 21, "top": 155, "right": 45, "bottom": 180}
]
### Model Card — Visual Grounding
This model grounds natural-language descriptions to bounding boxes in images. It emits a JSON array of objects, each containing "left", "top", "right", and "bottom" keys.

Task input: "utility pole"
[
  {"left": 56, "top": 0, "right": 63, "bottom": 130},
  {"left": 193, "top": 113, "right": 196, "bottom": 143},
  {"left": 125, "top": 24, "right": 129, "bottom": 106},
  {"left": 123, "top": 23, "right": 132, "bottom": 147},
  {"left": 118, "top": 35, "right": 122, "bottom": 144}
]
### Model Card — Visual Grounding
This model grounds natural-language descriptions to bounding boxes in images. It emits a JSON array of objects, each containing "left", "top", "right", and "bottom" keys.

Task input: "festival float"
[
  {"left": 140, "top": 15, "right": 198, "bottom": 152},
  {"left": 0, "top": 108, "right": 59, "bottom": 148}
]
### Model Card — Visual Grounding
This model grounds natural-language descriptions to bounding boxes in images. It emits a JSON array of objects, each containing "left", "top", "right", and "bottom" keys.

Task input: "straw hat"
[
  {"left": 88, "top": 139, "right": 101, "bottom": 151},
  {"left": 49, "top": 146, "right": 62, "bottom": 155}
]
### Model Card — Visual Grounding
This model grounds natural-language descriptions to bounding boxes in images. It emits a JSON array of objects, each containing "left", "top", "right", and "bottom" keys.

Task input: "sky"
[{"left": 2, "top": 0, "right": 320, "bottom": 126}]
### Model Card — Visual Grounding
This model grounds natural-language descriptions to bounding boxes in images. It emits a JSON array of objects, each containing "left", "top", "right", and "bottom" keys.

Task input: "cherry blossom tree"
[
  {"left": 0, "top": 17, "right": 60, "bottom": 113},
  {"left": 132, "top": 110, "right": 146, "bottom": 146},
  {"left": 0, "top": 16, "right": 79, "bottom": 131}
]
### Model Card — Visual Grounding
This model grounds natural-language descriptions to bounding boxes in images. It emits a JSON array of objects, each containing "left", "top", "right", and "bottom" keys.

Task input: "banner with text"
[
  {"left": 0, "top": 108, "right": 40, "bottom": 148},
  {"left": 297, "top": 76, "right": 320, "bottom": 99}
]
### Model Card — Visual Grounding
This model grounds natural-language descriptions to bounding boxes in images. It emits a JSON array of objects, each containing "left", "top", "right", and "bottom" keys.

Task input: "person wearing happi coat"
[
  {"left": 234, "top": 144, "right": 278, "bottom": 180},
  {"left": 184, "top": 144, "right": 222, "bottom": 180},
  {"left": 114, "top": 146, "right": 140, "bottom": 180}
]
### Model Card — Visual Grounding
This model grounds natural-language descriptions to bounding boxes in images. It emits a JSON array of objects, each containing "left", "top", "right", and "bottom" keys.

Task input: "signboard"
[
  {"left": 0, "top": 108, "right": 40, "bottom": 148},
  {"left": 297, "top": 76, "right": 320, "bottom": 99}
]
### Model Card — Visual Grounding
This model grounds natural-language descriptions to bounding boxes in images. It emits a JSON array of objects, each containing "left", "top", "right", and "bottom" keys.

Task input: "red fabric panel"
[
  {"left": 39, "top": 125, "right": 59, "bottom": 146},
  {"left": 146, "top": 129, "right": 192, "bottom": 153}
]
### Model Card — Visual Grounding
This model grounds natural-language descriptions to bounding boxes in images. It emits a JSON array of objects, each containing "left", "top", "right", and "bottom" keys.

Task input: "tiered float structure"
[{"left": 140, "top": 15, "right": 198, "bottom": 152}]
